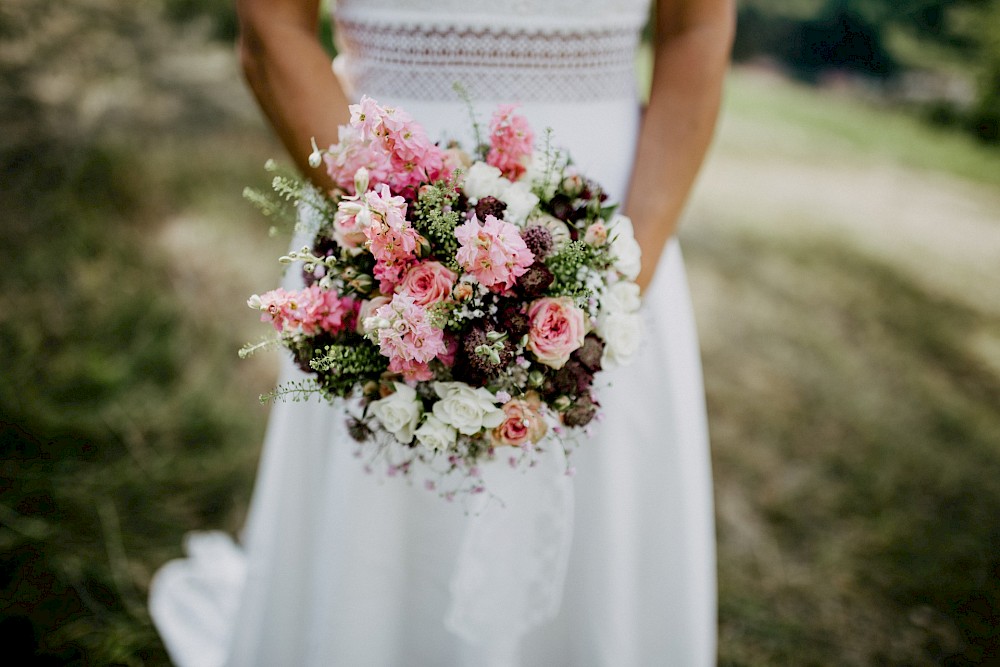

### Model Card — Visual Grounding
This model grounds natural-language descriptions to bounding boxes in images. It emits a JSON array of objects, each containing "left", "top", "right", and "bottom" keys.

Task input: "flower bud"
[
  {"left": 308, "top": 137, "right": 323, "bottom": 168},
  {"left": 354, "top": 167, "right": 370, "bottom": 193}
]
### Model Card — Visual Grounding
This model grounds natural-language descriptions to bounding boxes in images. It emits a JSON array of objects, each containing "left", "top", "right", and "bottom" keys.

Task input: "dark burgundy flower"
[
  {"left": 516, "top": 263, "right": 554, "bottom": 298},
  {"left": 550, "top": 359, "right": 593, "bottom": 395},
  {"left": 563, "top": 393, "right": 598, "bottom": 427},
  {"left": 474, "top": 196, "right": 507, "bottom": 220},
  {"left": 549, "top": 194, "right": 574, "bottom": 221},
  {"left": 497, "top": 300, "right": 531, "bottom": 340},
  {"left": 572, "top": 334, "right": 604, "bottom": 372}
]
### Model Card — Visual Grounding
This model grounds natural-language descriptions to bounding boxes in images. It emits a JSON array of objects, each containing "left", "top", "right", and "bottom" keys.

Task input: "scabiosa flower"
[
  {"left": 486, "top": 104, "right": 534, "bottom": 180},
  {"left": 521, "top": 225, "right": 553, "bottom": 259},
  {"left": 454, "top": 214, "right": 534, "bottom": 292}
]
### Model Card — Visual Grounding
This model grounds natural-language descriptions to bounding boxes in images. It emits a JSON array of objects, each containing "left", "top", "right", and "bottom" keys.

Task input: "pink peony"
[
  {"left": 454, "top": 214, "right": 534, "bottom": 291},
  {"left": 486, "top": 105, "right": 534, "bottom": 181},
  {"left": 492, "top": 393, "right": 548, "bottom": 447},
  {"left": 526, "top": 296, "right": 587, "bottom": 369},
  {"left": 397, "top": 261, "right": 457, "bottom": 307}
]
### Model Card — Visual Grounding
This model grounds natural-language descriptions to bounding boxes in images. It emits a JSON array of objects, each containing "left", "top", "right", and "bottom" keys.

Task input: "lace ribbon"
[
  {"left": 444, "top": 443, "right": 575, "bottom": 665},
  {"left": 333, "top": 12, "right": 644, "bottom": 102}
]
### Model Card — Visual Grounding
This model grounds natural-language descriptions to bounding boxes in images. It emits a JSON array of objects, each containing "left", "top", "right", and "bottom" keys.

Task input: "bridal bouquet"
[{"left": 243, "top": 97, "right": 643, "bottom": 495}]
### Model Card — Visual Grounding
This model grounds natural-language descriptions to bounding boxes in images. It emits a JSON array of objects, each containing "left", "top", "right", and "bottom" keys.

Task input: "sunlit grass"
[{"left": 722, "top": 68, "right": 1000, "bottom": 187}]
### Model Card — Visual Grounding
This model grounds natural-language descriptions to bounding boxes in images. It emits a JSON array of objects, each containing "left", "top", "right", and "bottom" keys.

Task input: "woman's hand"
[
  {"left": 237, "top": 0, "right": 350, "bottom": 190},
  {"left": 626, "top": 0, "right": 735, "bottom": 291}
]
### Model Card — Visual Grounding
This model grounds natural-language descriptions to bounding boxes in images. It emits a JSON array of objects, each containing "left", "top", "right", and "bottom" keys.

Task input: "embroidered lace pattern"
[{"left": 334, "top": 15, "right": 645, "bottom": 102}]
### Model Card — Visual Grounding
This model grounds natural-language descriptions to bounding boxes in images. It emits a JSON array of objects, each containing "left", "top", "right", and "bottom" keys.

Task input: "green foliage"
[
  {"left": 545, "top": 241, "right": 602, "bottom": 299},
  {"left": 310, "top": 343, "right": 388, "bottom": 395},
  {"left": 411, "top": 179, "right": 463, "bottom": 271}
]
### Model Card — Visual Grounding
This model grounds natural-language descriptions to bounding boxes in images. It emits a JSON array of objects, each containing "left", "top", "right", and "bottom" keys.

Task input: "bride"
[{"left": 150, "top": 0, "right": 734, "bottom": 665}]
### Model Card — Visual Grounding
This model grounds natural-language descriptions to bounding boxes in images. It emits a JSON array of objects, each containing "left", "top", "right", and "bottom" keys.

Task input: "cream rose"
[
  {"left": 414, "top": 414, "right": 457, "bottom": 453},
  {"left": 601, "top": 281, "right": 642, "bottom": 315},
  {"left": 526, "top": 296, "right": 587, "bottom": 369},
  {"left": 369, "top": 382, "right": 422, "bottom": 444},
  {"left": 431, "top": 382, "right": 505, "bottom": 435},
  {"left": 397, "top": 261, "right": 457, "bottom": 307},
  {"left": 599, "top": 312, "right": 644, "bottom": 369},
  {"left": 608, "top": 214, "right": 642, "bottom": 281}
]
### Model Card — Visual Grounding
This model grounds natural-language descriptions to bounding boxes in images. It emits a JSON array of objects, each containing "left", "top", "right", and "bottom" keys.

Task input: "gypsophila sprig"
[{"left": 243, "top": 95, "right": 645, "bottom": 499}]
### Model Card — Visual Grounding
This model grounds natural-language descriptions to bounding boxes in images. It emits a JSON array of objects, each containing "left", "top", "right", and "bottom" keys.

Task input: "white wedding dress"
[{"left": 150, "top": 1, "right": 716, "bottom": 665}]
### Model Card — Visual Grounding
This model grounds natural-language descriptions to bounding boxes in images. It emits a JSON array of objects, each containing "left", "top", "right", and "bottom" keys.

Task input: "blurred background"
[{"left": 2, "top": 0, "right": 999, "bottom": 664}]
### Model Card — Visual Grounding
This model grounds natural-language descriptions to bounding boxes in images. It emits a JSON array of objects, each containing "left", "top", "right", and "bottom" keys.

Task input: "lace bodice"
[{"left": 333, "top": 0, "right": 652, "bottom": 102}]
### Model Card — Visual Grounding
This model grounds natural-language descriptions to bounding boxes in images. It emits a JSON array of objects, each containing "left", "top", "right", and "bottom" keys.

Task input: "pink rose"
[
  {"left": 492, "top": 394, "right": 547, "bottom": 447},
  {"left": 397, "top": 261, "right": 457, "bottom": 307},
  {"left": 583, "top": 220, "right": 608, "bottom": 246},
  {"left": 526, "top": 296, "right": 587, "bottom": 369}
]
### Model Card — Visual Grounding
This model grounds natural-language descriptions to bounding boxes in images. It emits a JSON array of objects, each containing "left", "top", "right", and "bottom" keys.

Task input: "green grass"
[
  {"left": 685, "top": 224, "right": 1000, "bottom": 664},
  {"left": 722, "top": 68, "right": 1000, "bottom": 188}
]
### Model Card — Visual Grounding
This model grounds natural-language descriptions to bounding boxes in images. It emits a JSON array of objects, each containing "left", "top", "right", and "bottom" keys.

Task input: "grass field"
[{"left": 2, "top": 8, "right": 999, "bottom": 663}]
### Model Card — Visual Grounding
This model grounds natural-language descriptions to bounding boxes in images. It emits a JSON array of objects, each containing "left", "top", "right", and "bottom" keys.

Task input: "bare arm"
[
  {"left": 236, "top": 0, "right": 349, "bottom": 190},
  {"left": 626, "top": 0, "right": 735, "bottom": 291}
]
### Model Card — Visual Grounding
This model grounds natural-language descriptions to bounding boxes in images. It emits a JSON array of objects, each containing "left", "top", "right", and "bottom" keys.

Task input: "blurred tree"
[
  {"left": 734, "top": 0, "right": 1000, "bottom": 143},
  {"left": 160, "top": 0, "right": 237, "bottom": 39}
]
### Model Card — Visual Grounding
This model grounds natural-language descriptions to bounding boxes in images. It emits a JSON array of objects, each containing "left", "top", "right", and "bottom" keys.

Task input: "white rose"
[
  {"left": 599, "top": 312, "right": 645, "bottom": 369},
  {"left": 601, "top": 280, "right": 642, "bottom": 315},
  {"left": 414, "top": 414, "right": 457, "bottom": 453},
  {"left": 608, "top": 214, "right": 642, "bottom": 281},
  {"left": 499, "top": 181, "right": 539, "bottom": 225},
  {"left": 431, "top": 382, "right": 505, "bottom": 435},
  {"left": 462, "top": 162, "right": 509, "bottom": 202},
  {"left": 369, "top": 382, "right": 422, "bottom": 444}
]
